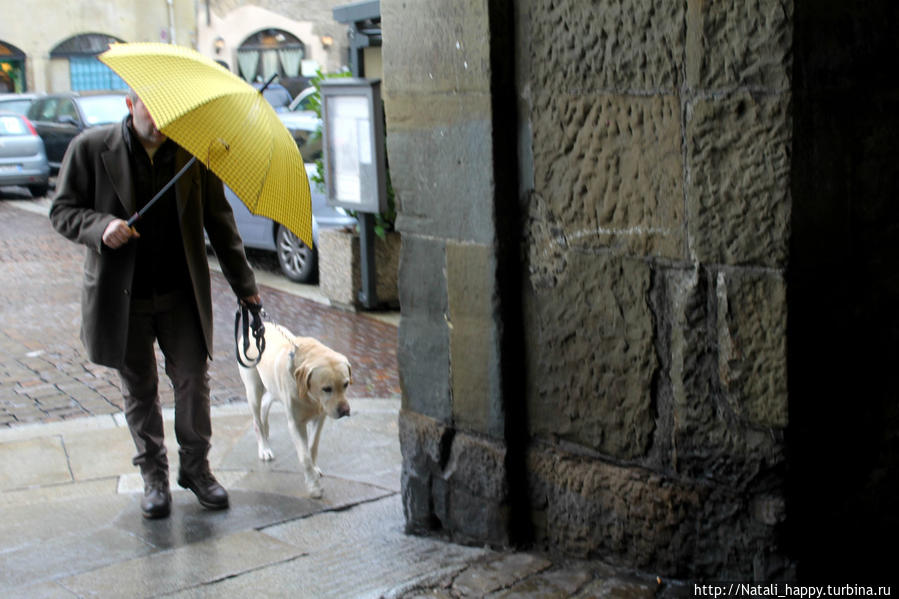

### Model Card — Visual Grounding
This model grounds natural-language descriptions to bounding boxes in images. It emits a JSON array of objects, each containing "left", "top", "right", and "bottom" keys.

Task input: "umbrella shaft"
[{"left": 127, "top": 155, "right": 197, "bottom": 227}]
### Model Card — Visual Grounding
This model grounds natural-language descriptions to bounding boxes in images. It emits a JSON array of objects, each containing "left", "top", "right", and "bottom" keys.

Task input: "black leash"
[{"left": 235, "top": 300, "right": 266, "bottom": 367}]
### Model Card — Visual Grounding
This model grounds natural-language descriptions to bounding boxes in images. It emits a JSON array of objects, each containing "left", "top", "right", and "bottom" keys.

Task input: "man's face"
[{"left": 126, "top": 94, "right": 166, "bottom": 148}]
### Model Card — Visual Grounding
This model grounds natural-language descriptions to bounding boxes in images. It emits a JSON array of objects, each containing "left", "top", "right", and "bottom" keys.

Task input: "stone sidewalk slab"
[
  {"left": 0, "top": 400, "right": 403, "bottom": 598},
  {"left": 0, "top": 436, "right": 72, "bottom": 488},
  {"left": 59, "top": 529, "right": 305, "bottom": 598},
  {"left": 166, "top": 495, "right": 493, "bottom": 599}
]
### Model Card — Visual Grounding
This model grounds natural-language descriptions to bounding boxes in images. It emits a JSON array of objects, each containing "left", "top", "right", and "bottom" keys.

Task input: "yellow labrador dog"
[{"left": 238, "top": 324, "right": 351, "bottom": 498}]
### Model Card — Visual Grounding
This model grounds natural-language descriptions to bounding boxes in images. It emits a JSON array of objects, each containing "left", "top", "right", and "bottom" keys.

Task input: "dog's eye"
[
  {"left": 343, "top": 381, "right": 349, "bottom": 389},
  {"left": 323, "top": 386, "right": 333, "bottom": 393}
]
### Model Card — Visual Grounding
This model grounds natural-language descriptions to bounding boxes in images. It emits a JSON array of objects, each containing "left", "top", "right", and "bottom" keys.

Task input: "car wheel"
[
  {"left": 28, "top": 184, "right": 49, "bottom": 198},
  {"left": 276, "top": 225, "right": 317, "bottom": 283}
]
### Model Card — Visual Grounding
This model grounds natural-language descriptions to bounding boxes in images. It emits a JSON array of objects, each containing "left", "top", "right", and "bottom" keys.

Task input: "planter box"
[{"left": 318, "top": 228, "right": 400, "bottom": 310}]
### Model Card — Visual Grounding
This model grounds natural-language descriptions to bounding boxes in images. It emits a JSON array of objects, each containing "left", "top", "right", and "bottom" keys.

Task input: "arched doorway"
[
  {"left": 236, "top": 29, "right": 307, "bottom": 93},
  {"left": 0, "top": 41, "right": 26, "bottom": 92},
  {"left": 50, "top": 33, "right": 127, "bottom": 91}
]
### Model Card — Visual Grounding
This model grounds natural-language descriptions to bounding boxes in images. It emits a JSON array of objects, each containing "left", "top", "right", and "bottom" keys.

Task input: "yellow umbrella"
[{"left": 99, "top": 42, "right": 313, "bottom": 248}]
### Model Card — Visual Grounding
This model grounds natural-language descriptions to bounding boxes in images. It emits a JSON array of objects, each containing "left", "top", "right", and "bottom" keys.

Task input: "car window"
[
  {"left": 57, "top": 99, "right": 79, "bottom": 124},
  {"left": 31, "top": 98, "right": 60, "bottom": 121},
  {"left": 0, "top": 114, "right": 27, "bottom": 135},
  {"left": 78, "top": 95, "right": 129, "bottom": 125},
  {"left": 289, "top": 127, "right": 322, "bottom": 162},
  {"left": 0, "top": 98, "right": 34, "bottom": 115}
]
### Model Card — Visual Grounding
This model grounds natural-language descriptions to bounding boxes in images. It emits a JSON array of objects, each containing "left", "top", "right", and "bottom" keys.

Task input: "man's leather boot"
[
  {"left": 177, "top": 465, "right": 229, "bottom": 510},
  {"left": 141, "top": 477, "right": 171, "bottom": 519}
]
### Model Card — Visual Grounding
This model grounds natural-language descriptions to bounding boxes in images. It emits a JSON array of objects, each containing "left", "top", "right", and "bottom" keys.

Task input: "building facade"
[
  {"left": 1, "top": 0, "right": 349, "bottom": 96},
  {"left": 2, "top": 0, "right": 195, "bottom": 93}
]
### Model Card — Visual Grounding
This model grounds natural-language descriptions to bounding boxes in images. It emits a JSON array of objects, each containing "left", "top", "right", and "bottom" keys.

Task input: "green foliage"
[{"left": 309, "top": 68, "right": 396, "bottom": 239}]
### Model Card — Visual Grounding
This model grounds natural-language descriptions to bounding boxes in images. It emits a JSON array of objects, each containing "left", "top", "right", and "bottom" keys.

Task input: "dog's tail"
[{"left": 235, "top": 300, "right": 266, "bottom": 367}]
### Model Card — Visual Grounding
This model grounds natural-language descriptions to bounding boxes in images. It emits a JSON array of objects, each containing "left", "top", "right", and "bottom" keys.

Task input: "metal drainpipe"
[{"left": 167, "top": 0, "right": 176, "bottom": 44}]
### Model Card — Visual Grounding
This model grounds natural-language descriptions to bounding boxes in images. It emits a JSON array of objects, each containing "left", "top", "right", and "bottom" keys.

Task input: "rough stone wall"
[
  {"left": 518, "top": 0, "right": 793, "bottom": 579},
  {"left": 384, "top": 0, "right": 798, "bottom": 580}
]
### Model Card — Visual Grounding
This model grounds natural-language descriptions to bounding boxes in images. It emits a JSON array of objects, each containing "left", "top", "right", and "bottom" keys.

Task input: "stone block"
[
  {"left": 668, "top": 267, "right": 786, "bottom": 487},
  {"left": 529, "top": 94, "right": 685, "bottom": 260},
  {"left": 399, "top": 411, "right": 511, "bottom": 547},
  {"left": 0, "top": 437, "right": 72, "bottom": 490},
  {"left": 527, "top": 253, "right": 655, "bottom": 459},
  {"left": 397, "top": 236, "right": 451, "bottom": 421},
  {"left": 715, "top": 270, "right": 788, "bottom": 428},
  {"left": 382, "top": 0, "right": 491, "bottom": 97},
  {"left": 527, "top": 444, "right": 703, "bottom": 575},
  {"left": 686, "top": 0, "right": 792, "bottom": 91},
  {"left": 686, "top": 92, "right": 791, "bottom": 266},
  {"left": 452, "top": 553, "right": 553, "bottom": 597},
  {"left": 398, "top": 315, "right": 451, "bottom": 423},
  {"left": 447, "top": 242, "right": 501, "bottom": 436},
  {"left": 527, "top": 443, "right": 790, "bottom": 579},
  {"left": 388, "top": 118, "right": 495, "bottom": 243},
  {"left": 523, "top": 0, "right": 685, "bottom": 93}
]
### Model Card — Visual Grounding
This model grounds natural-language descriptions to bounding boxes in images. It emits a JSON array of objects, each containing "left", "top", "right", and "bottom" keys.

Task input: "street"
[{"left": 0, "top": 191, "right": 400, "bottom": 427}]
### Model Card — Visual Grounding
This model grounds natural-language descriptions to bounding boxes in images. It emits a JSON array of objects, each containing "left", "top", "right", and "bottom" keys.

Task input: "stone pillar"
[{"left": 382, "top": 0, "right": 520, "bottom": 547}]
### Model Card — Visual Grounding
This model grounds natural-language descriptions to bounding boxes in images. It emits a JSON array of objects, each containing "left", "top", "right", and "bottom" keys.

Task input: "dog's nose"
[{"left": 338, "top": 403, "right": 350, "bottom": 418}]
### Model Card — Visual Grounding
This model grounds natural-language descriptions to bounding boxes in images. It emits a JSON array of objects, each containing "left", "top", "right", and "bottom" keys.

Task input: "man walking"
[{"left": 50, "top": 90, "right": 260, "bottom": 519}]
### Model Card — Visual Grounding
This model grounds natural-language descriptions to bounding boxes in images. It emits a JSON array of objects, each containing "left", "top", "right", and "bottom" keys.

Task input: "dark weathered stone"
[
  {"left": 527, "top": 443, "right": 790, "bottom": 579},
  {"left": 529, "top": 93, "right": 685, "bottom": 260},
  {"left": 399, "top": 410, "right": 512, "bottom": 547},
  {"left": 525, "top": 0, "right": 685, "bottom": 93},
  {"left": 527, "top": 253, "right": 656, "bottom": 460},
  {"left": 686, "top": 93, "right": 792, "bottom": 267},
  {"left": 686, "top": 0, "right": 793, "bottom": 90}
]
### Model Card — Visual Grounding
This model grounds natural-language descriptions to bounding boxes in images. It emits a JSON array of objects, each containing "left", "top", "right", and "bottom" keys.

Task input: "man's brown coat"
[{"left": 50, "top": 120, "right": 258, "bottom": 369}]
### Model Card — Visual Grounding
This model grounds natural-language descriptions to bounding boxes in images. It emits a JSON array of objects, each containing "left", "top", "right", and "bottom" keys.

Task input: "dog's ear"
[
  {"left": 293, "top": 364, "right": 310, "bottom": 398},
  {"left": 345, "top": 362, "right": 353, "bottom": 385}
]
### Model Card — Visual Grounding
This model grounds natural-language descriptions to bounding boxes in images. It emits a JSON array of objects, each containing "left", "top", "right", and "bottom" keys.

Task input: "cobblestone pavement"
[{"left": 0, "top": 196, "right": 400, "bottom": 428}]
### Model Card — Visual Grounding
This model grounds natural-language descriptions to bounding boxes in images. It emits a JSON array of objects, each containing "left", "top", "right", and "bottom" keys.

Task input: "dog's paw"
[
  {"left": 307, "top": 483, "right": 323, "bottom": 499},
  {"left": 258, "top": 446, "right": 275, "bottom": 461},
  {"left": 313, "top": 465, "right": 323, "bottom": 478}
]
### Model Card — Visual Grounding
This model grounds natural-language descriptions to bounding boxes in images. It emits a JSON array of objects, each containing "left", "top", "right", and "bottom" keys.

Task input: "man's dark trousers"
[{"left": 119, "top": 290, "right": 211, "bottom": 481}]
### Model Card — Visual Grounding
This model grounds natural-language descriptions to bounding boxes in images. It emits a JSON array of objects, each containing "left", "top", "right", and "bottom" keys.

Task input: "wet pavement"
[{"left": 0, "top": 193, "right": 684, "bottom": 598}]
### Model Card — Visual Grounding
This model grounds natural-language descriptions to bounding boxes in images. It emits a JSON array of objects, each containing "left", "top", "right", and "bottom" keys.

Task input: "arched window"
[
  {"left": 237, "top": 29, "right": 305, "bottom": 84},
  {"left": 0, "top": 41, "right": 26, "bottom": 92},
  {"left": 50, "top": 33, "right": 128, "bottom": 91}
]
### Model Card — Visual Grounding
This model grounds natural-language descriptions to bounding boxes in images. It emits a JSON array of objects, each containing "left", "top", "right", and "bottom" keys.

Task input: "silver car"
[
  {"left": 0, "top": 111, "right": 50, "bottom": 197},
  {"left": 0, "top": 93, "right": 42, "bottom": 116},
  {"left": 225, "top": 162, "right": 356, "bottom": 283}
]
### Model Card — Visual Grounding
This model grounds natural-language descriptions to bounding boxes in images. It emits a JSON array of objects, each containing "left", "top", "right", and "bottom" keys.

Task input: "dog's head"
[{"left": 293, "top": 346, "right": 352, "bottom": 419}]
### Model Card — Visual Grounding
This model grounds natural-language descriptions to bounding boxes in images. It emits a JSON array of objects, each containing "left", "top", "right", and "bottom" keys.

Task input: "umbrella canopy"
[{"left": 99, "top": 42, "right": 313, "bottom": 247}]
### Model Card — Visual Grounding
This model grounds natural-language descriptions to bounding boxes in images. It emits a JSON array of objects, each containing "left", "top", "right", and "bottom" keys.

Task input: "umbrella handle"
[
  {"left": 127, "top": 155, "right": 197, "bottom": 227},
  {"left": 258, "top": 72, "right": 278, "bottom": 94}
]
